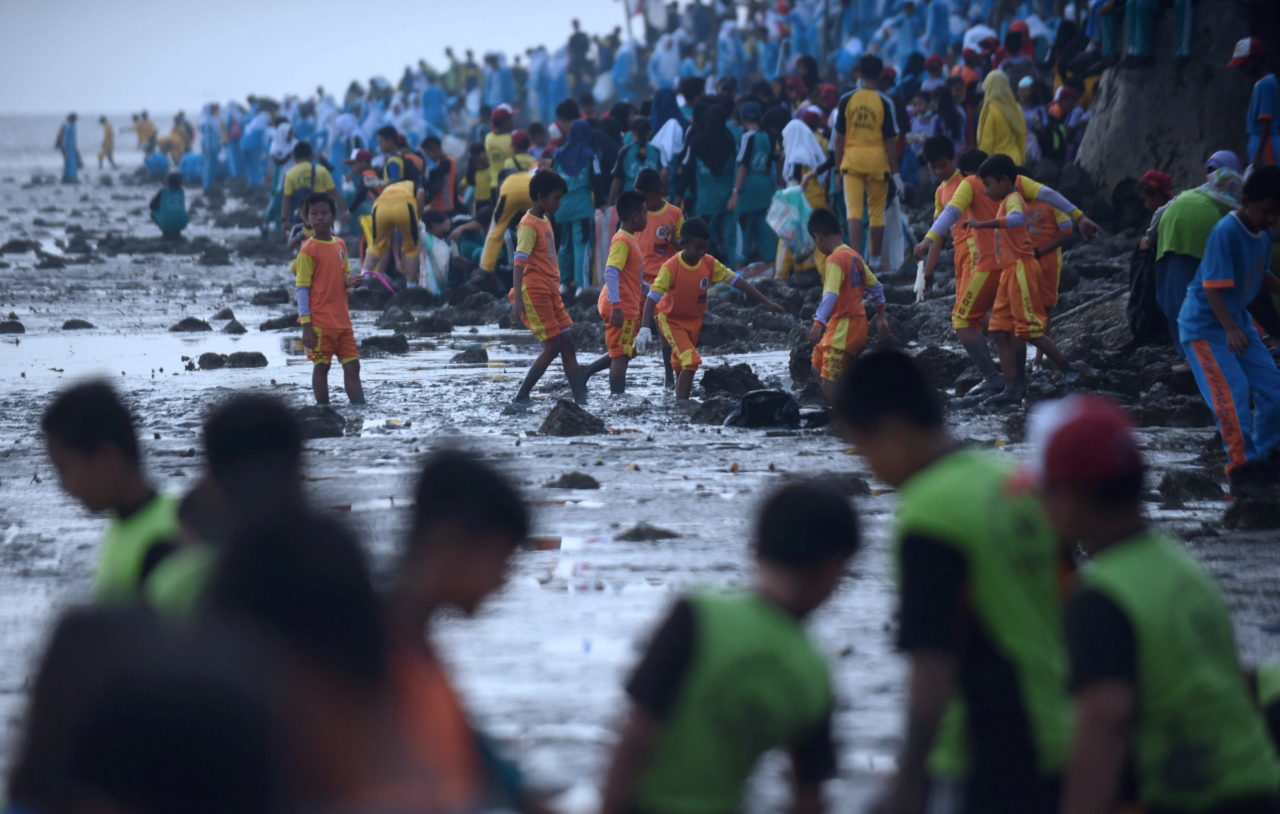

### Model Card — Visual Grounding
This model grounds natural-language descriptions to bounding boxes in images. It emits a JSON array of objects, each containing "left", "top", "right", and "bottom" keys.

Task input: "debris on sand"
[
  {"left": 725, "top": 390, "right": 801, "bottom": 429},
  {"left": 198, "top": 352, "right": 227, "bottom": 370},
  {"left": 61, "top": 319, "right": 95, "bottom": 330},
  {"left": 409, "top": 314, "right": 453, "bottom": 335},
  {"left": 539, "top": 400, "right": 605, "bottom": 437},
  {"left": 615, "top": 522, "right": 680, "bottom": 541},
  {"left": 222, "top": 319, "right": 247, "bottom": 334},
  {"left": 259, "top": 313, "right": 299, "bottom": 331},
  {"left": 451, "top": 346, "right": 489, "bottom": 364},
  {"left": 701, "top": 363, "right": 763, "bottom": 397},
  {"left": 1158, "top": 470, "right": 1224, "bottom": 508},
  {"left": 0, "top": 320, "right": 26, "bottom": 334},
  {"left": 250, "top": 288, "right": 289, "bottom": 306},
  {"left": 168, "top": 317, "right": 211, "bottom": 332},
  {"left": 295, "top": 405, "right": 346, "bottom": 439},
  {"left": 0, "top": 239, "right": 40, "bottom": 254},
  {"left": 912, "top": 346, "right": 970, "bottom": 392},
  {"left": 361, "top": 334, "right": 409, "bottom": 355},
  {"left": 546, "top": 471, "right": 601, "bottom": 489},
  {"left": 198, "top": 244, "right": 232, "bottom": 266},
  {"left": 377, "top": 305, "right": 415, "bottom": 328},
  {"left": 227, "top": 351, "right": 268, "bottom": 368},
  {"left": 211, "top": 307, "right": 235, "bottom": 321}
]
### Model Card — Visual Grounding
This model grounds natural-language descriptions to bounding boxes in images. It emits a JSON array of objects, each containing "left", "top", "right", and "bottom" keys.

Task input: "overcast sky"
[{"left": 0, "top": 0, "right": 629, "bottom": 115}]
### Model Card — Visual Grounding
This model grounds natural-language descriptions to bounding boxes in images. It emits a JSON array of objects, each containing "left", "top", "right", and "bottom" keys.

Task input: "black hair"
[
  {"left": 303, "top": 192, "right": 335, "bottom": 216},
  {"left": 202, "top": 394, "right": 302, "bottom": 511},
  {"left": 680, "top": 216, "right": 711, "bottom": 240},
  {"left": 630, "top": 117, "right": 653, "bottom": 138},
  {"left": 807, "top": 207, "right": 843, "bottom": 237},
  {"left": 555, "top": 98, "right": 581, "bottom": 122},
  {"left": 754, "top": 482, "right": 860, "bottom": 570},
  {"left": 857, "top": 54, "right": 884, "bottom": 80},
  {"left": 42, "top": 381, "right": 139, "bottom": 463},
  {"left": 977, "top": 153, "right": 1018, "bottom": 182},
  {"left": 530, "top": 170, "right": 568, "bottom": 200},
  {"left": 292, "top": 141, "right": 312, "bottom": 160},
  {"left": 376, "top": 124, "right": 398, "bottom": 142},
  {"left": 578, "top": 91, "right": 596, "bottom": 107},
  {"left": 408, "top": 450, "right": 528, "bottom": 547},
  {"left": 467, "top": 142, "right": 485, "bottom": 156},
  {"left": 922, "top": 135, "right": 956, "bottom": 164},
  {"left": 957, "top": 148, "right": 989, "bottom": 175},
  {"left": 1004, "top": 30, "right": 1024, "bottom": 54},
  {"left": 421, "top": 135, "right": 442, "bottom": 152},
  {"left": 835, "top": 350, "right": 944, "bottom": 431},
  {"left": 1243, "top": 165, "right": 1280, "bottom": 203},
  {"left": 528, "top": 121, "right": 548, "bottom": 138},
  {"left": 167, "top": 172, "right": 183, "bottom": 190},
  {"left": 634, "top": 167, "right": 663, "bottom": 194},
  {"left": 616, "top": 190, "right": 646, "bottom": 222},
  {"left": 422, "top": 209, "right": 449, "bottom": 228},
  {"left": 678, "top": 75, "right": 706, "bottom": 102}
]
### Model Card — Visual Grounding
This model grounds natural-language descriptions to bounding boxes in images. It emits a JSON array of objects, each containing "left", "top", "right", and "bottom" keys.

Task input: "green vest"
[
  {"left": 145, "top": 545, "right": 218, "bottom": 620},
  {"left": 1080, "top": 531, "right": 1280, "bottom": 809},
  {"left": 1259, "top": 664, "right": 1280, "bottom": 708},
  {"left": 894, "top": 449, "right": 1069, "bottom": 778},
  {"left": 93, "top": 493, "right": 179, "bottom": 603},
  {"left": 631, "top": 593, "right": 831, "bottom": 814}
]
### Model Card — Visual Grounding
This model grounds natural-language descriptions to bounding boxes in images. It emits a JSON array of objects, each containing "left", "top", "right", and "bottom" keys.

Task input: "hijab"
[
  {"left": 689, "top": 104, "right": 735, "bottom": 174},
  {"left": 649, "top": 87, "right": 689, "bottom": 132},
  {"left": 979, "top": 70, "right": 1026, "bottom": 144},
  {"left": 556, "top": 120, "right": 597, "bottom": 177},
  {"left": 781, "top": 118, "right": 825, "bottom": 180}
]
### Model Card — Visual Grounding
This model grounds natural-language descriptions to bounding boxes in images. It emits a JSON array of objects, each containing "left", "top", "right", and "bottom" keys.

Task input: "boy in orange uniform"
[
  {"left": 921, "top": 139, "right": 983, "bottom": 303},
  {"left": 508, "top": 170, "right": 588, "bottom": 407},
  {"left": 1023, "top": 187, "right": 1075, "bottom": 321},
  {"left": 806, "top": 208, "right": 890, "bottom": 403},
  {"left": 638, "top": 218, "right": 786, "bottom": 401},
  {"left": 634, "top": 168, "right": 684, "bottom": 387},
  {"left": 296, "top": 193, "right": 366, "bottom": 406},
  {"left": 967, "top": 154, "right": 1078, "bottom": 404},
  {"left": 583, "top": 192, "right": 649, "bottom": 395}
]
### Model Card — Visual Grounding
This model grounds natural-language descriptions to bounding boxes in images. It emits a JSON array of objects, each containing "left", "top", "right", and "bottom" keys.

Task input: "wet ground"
[{"left": 0, "top": 157, "right": 1276, "bottom": 811}]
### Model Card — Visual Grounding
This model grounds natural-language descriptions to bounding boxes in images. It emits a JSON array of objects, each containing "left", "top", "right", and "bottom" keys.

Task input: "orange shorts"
[
  {"left": 811, "top": 316, "right": 869, "bottom": 382},
  {"left": 656, "top": 313, "right": 701, "bottom": 372},
  {"left": 308, "top": 325, "right": 359, "bottom": 366},
  {"left": 511, "top": 284, "right": 572, "bottom": 342},
  {"left": 951, "top": 265, "right": 1001, "bottom": 330},
  {"left": 988, "top": 258, "right": 1046, "bottom": 339},
  {"left": 953, "top": 235, "right": 976, "bottom": 294},
  {"left": 599, "top": 304, "right": 639, "bottom": 358},
  {"left": 1038, "top": 249, "right": 1062, "bottom": 309}
]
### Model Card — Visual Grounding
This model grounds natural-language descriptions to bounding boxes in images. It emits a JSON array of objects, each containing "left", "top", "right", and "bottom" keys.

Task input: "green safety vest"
[
  {"left": 93, "top": 493, "right": 179, "bottom": 603},
  {"left": 894, "top": 448, "right": 1069, "bottom": 778},
  {"left": 145, "top": 544, "right": 218, "bottom": 620},
  {"left": 631, "top": 593, "right": 831, "bottom": 814},
  {"left": 1080, "top": 531, "right": 1280, "bottom": 810}
]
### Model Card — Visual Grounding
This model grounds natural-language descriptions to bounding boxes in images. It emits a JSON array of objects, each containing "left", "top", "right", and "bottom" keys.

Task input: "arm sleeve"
[
  {"left": 927, "top": 204, "right": 965, "bottom": 241},
  {"left": 625, "top": 599, "right": 697, "bottom": 719},
  {"left": 863, "top": 265, "right": 886, "bottom": 310},
  {"left": 789, "top": 706, "right": 838, "bottom": 784},
  {"left": 1065, "top": 589, "right": 1137, "bottom": 692},
  {"left": 814, "top": 259, "right": 844, "bottom": 324},
  {"left": 295, "top": 286, "right": 312, "bottom": 319},
  {"left": 896, "top": 533, "right": 968, "bottom": 652},
  {"left": 710, "top": 258, "right": 739, "bottom": 284},
  {"left": 294, "top": 251, "right": 316, "bottom": 287},
  {"left": 604, "top": 266, "right": 621, "bottom": 303},
  {"left": 1029, "top": 179, "right": 1085, "bottom": 220},
  {"left": 1199, "top": 224, "right": 1238, "bottom": 289},
  {"left": 998, "top": 196, "right": 1026, "bottom": 229},
  {"left": 514, "top": 224, "right": 536, "bottom": 265},
  {"left": 648, "top": 265, "right": 673, "bottom": 300},
  {"left": 604, "top": 238, "right": 630, "bottom": 303},
  {"left": 737, "top": 131, "right": 752, "bottom": 165}
]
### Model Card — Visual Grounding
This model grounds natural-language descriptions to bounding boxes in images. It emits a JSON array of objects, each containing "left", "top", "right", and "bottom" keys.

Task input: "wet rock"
[
  {"left": 198, "top": 244, "right": 233, "bottom": 266},
  {"left": 409, "top": 314, "right": 453, "bottom": 334},
  {"left": 615, "top": 522, "right": 679, "bottom": 541},
  {"left": 913, "top": 346, "right": 970, "bottom": 391},
  {"left": 697, "top": 313, "right": 752, "bottom": 347},
  {"left": 870, "top": 312, "right": 912, "bottom": 348},
  {"left": 461, "top": 291, "right": 497, "bottom": 312},
  {"left": 546, "top": 471, "right": 601, "bottom": 489},
  {"left": 690, "top": 396, "right": 738, "bottom": 425},
  {"left": 790, "top": 343, "right": 816, "bottom": 387},
  {"left": 0, "top": 320, "right": 26, "bottom": 334},
  {"left": 451, "top": 346, "right": 489, "bottom": 364},
  {"left": 539, "top": 399, "right": 606, "bottom": 436},
  {"left": 259, "top": 313, "right": 299, "bottom": 331},
  {"left": 347, "top": 285, "right": 393, "bottom": 311},
  {"left": 61, "top": 319, "right": 95, "bottom": 330},
  {"left": 701, "top": 363, "right": 763, "bottom": 397},
  {"left": 212, "top": 307, "right": 235, "bottom": 321},
  {"left": 725, "top": 390, "right": 801, "bottom": 429},
  {"left": 222, "top": 319, "right": 247, "bottom": 335},
  {"left": 0, "top": 238, "right": 40, "bottom": 254},
  {"left": 250, "top": 288, "right": 289, "bottom": 306},
  {"left": 1158, "top": 470, "right": 1224, "bottom": 508},
  {"left": 169, "top": 317, "right": 212, "bottom": 332},
  {"left": 361, "top": 334, "right": 409, "bottom": 355},
  {"left": 35, "top": 254, "right": 65, "bottom": 270},
  {"left": 389, "top": 288, "right": 437, "bottom": 309},
  {"left": 1223, "top": 497, "right": 1280, "bottom": 531},
  {"left": 574, "top": 287, "right": 602, "bottom": 309},
  {"left": 227, "top": 351, "right": 268, "bottom": 368},
  {"left": 198, "top": 352, "right": 227, "bottom": 370},
  {"left": 295, "top": 405, "right": 345, "bottom": 439},
  {"left": 377, "top": 305, "right": 415, "bottom": 328},
  {"left": 795, "top": 379, "right": 826, "bottom": 406},
  {"left": 799, "top": 408, "right": 833, "bottom": 428},
  {"left": 1130, "top": 396, "right": 1213, "bottom": 428},
  {"left": 446, "top": 282, "right": 482, "bottom": 306}
]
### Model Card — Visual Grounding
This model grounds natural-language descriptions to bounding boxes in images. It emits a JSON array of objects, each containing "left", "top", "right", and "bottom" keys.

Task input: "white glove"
[
  {"left": 634, "top": 327, "right": 652, "bottom": 354},
  {"left": 913, "top": 260, "right": 927, "bottom": 303}
]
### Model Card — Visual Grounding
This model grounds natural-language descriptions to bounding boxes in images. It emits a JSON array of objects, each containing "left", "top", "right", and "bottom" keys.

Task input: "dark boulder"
[
  {"left": 725, "top": 390, "right": 801, "bottom": 429},
  {"left": 198, "top": 352, "right": 227, "bottom": 370},
  {"left": 1158, "top": 470, "right": 1224, "bottom": 508},
  {"left": 701, "top": 363, "right": 763, "bottom": 397},
  {"left": 227, "top": 351, "right": 268, "bottom": 368},
  {"left": 1223, "top": 497, "right": 1280, "bottom": 531},
  {"left": 538, "top": 399, "right": 605, "bottom": 436},
  {"left": 409, "top": 314, "right": 453, "bottom": 334},
  {"left": 615, "top": 522, "right": 679, "bottom": 541},
  {"left": 169, "top": 317, "right": 212, "bottom": 332},
  {"left": 61, "top": 319, "right": 95, "bottom": 330},
  {"left": 259, "top": 313, "right": 299, "bottom": 331},
  {"left": 690, "top": 396, "right": 738, "bottom": 425},
  {"left": 451, "top": 346, "right": 489, "bottom": 364},
  {"left": 212, "top": 307, "right": 235, "bottom": 320},
  {"left": 361, "top": 334, "right": 409, "bottom": 355},
  {"left": 295, "top": 405, "right": 345, "bottom": 439},
  {"left": 222, "top": 319, "right": 247, "bottom": 334},
  {"left": 250, "top": 288, "right": 289, "bottom": 306},
  {"left": 377, "top": 305, "right": 415, "bottom": 328},
  {"left": 546, "top": 471, "right": 601, "bottom": 489}
]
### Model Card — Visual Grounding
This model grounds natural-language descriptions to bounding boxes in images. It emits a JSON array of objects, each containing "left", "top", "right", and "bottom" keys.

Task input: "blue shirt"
[
  {"left": 1247, "top": 74, "right": 1280, "bottom": 166},
  {"left": 1179, "top": 212, "right": 1273, "bottom": 341}
]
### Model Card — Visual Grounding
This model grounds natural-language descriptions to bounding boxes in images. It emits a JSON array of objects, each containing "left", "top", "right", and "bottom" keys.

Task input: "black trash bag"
[
  {"left": 724, "top": 389, "right": 801, "bottom": 429},
  {"left": 1126, "top": 245, "right": 1167, "bottom": 348}
]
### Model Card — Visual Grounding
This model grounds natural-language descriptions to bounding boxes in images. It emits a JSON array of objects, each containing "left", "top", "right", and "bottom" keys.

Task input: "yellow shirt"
[
  {"left": 283, "top": 160, "right": 337, "bottom": 199},
  {"left": 836, "top": 87, "right": 897, "bottom": 175},
  {"left": 977, "top": 105, "right": 1026, "bottom": 167},
  {"left": 485, "top": 132, "right": 515, "bottom": 188}
]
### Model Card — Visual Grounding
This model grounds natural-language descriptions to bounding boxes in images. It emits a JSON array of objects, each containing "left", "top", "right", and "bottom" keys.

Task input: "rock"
[
  {"left": 0, "top": 238, "right": 40, "bottom": 253},
  {"left": 461, "top": 291, "right": 497, "bottom": 312},
  {"left": 690, "top": 396, "right": 738, "bottom": 425},
  {"left": 250, "top": 288, "right": 289, "bottom": 306},
  {"left": 451, "top": 346, "right": 489, "bottom": 364},
  {"left": 697, "top": 313, "right": 752, "bottom": 347},
  {"left": 348, "top": 285, "right": 393, "bottom": 311},
  {"left": 35, "top": 253, "right": 65, "bottom": 270},
  {"left": 701, "top": 363, "right": 763, "bottom": 397},
  {"left": 409, "top": 314, "right": 453, "bottom": 334},
  {"left": 222, "top": 319, "right": 247, "bottom": 334},
  {"left": 725, "top": 390, "right": 801, "bottom": 429},
  {"left": 227, "top": 351, "right": 268, "bottom": 368},
  {"left": 198, "top": 352, "right": 227, "bottom": 370},
  {"left": 212, "top": 307, "right": 235, "bottom": 320},
  {"left": 546, "top": 471, "right": 601, "bottom": 489},
  {"left": 377, "top": 305, "right": 415, "bottom": 328},
  {"left": 615, "top": 522, "right": 679, "bottom": 541},
  {"left": 538, "top": 399, "right": 606, "bottom": 436},
  {"left": 259, "top": 313, "right": 299, "bottom": 331},
  {"left": 447, "top": 282, "right": 482, "bottom": 306},
  {"left": 295, "top": 405, "right": 345, "bottom": 439},
  {"left": 1158, "top": 470, "right": 1224, "bottom": 508},
  {"left": 816, "top": 471, "right": 872, "bottom": 496},
  {"left": 61, "top": 319, "right": 95, "bottom": 330},
  {"left": 1223, "top": 497, "right": 1280, "bottom": 531},
  {"left": 169, "top": 317, "right": 212, "bottom": 332},
  {"left": 1130, "top": 396, "right": 1213, "bottom": 428},
  {"left": 0, "top": 320, "right": 26, "bottom": 334},
  {"left": 913, "top": 346, "right": 970, "bottom": 392},
  {"left": 361, "top": 334, "right": 409, "bottom": 355},
  {"left": 574, "top": 287, "right": 602, "bottom": 309},
  {"left": 789, "top": 343, "right": 816, "bottom": 387},
  {"left": 198, "top": 244, "right": 233, "bottom": 266},
  {"left": 389, "top": 288, "right": 437, "bottom": 309},
  {"left": 795, "top": 379, "right": 826, "bottom": 406}
]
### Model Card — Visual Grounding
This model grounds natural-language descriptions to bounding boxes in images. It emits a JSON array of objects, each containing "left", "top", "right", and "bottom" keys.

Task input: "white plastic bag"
[
  {"left": 765, "top": 186, "right": 814, "bottom": 257},
  {"left": 913, "top": 260, "right": 926, "bottom": 302}
]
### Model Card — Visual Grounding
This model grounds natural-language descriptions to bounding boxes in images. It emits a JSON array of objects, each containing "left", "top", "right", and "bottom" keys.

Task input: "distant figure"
[
  {"left": 1230, "top": 37, "right": 1279, "bottom": 169},
  {"left": 150, "top": 173, "right": 189, "bottom": 239},
  {"left": 97, "top": 117, "right": 116, "bottom": 170},
  {"left": 55, "top": 113, "right": 80, "bottom": 183}
]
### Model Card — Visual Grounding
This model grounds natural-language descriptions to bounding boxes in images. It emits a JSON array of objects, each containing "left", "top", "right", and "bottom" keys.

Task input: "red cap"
[
  {"left": 924, "top": 54, "right": 945, "bottom": 72},
  {"left": 491, "top": 107, "right": 513, "bottom": 126},
  {"left": 1139, "top": 169, "right": 1173, "bottom": 200},
  {"left": 343, "top": 148, "right": 372, "bottom": 164},
  {"left": 799, "top": 109, "right": 823, "bottom": 128},
  {"left": 1009, "top": 19, "right": 1029, "bottom": 36},
  {"left": 511, "top": 129, "right": 531, "bottom": 151},
  {"left": 1034, "top": 395, "right": 1143, "bottom": 489},
  {"left": 882, "top": 65, "right": 898, "bottom": 80},
  {"left": 1228, "top": 36, "right": 1263, "bottom": 68}
]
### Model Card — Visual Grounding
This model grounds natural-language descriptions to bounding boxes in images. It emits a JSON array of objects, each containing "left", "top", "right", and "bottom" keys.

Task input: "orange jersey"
[
  {"left": 929, "top": 175, "right": 1001, "bottom": 272},
  {"left": 821, "top": 245, "right": 881, "bottom": 321},
  {"left": 598, "top": 229, "right": 645, "bottom": 318},
  {"left": 392, "top": 646, "right": 481, "bottom": 813},
  {"left": 934, "top": 169, "right": 970, "bottom": 245},
  {"left": 294, "top": 237, "right": 351, "bottom": 330},
  {"left": 992, "top": 191, "right": 1036, "bottom": 267},
  {"left": 650, "top": 252, "right": 737, "bottom": 321},
  {"left": 1023, "top": 198, "right": 1071, "bottom": 250},
  {"left": 514, "top": 212, "right": 560, "bottom": 293},
  {"left": 636, "top": 201, "right": 684, "bottom": 284}
]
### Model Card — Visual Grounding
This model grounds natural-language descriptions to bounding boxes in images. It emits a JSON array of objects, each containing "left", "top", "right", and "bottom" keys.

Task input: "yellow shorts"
[
  {"left": 308, "top": 325, "right": 359, "bottom": 366},
  {"left": 988, "top": 259, "right": 1046, "bottom": 339},
  {"left": 599, "top": 305, "right": 639, "bottom": 358},
  {"left": 951, "top": 265, "right": 1001, "bottom": 330},
  {"left": 510, "top": 284, "right": 573, "bottom": 342},
  {"left": 811, "top": 316, "right": 869, "bottom": 382},
  {"left": 842, "top": 171, "right": 889, "bottom": 227},
  {"left": 656, "top": 313, "right": 701, "bottom": 372},
  {"left": 370, "top": 196, "right": 419, "bottom": 259}
]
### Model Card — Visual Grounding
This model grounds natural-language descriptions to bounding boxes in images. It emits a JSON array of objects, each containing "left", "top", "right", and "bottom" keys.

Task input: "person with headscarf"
[
  {"left": 552, "top": 120, "right": 601, "bottom": 294},
  {"left": 611, "top": 39, "right": 640, "bottom": 103},
  {"left": 648, "top": 34, "right": 681, "bottom": 91},
  {"left": 649, "top": 88, "right": 689, "bottom": 170},
  {"left": 55, "top": 114, "right": 81, "bottom": 183},
  {"left": 716, "top": 21, "right": 745, "bottom": 87},
  {"left": 240, "top": 110, "right": 271, "bottom": 188},
  {"left": 198, "top": 105, "right": 225, "bottom": 191},
  {"left": 677, "top": 103, "right": 738, "bottom": 261},
  {"left": 261, "top": 121, "right": 297, "bottom": 235},
  {"left": 977, "top": 70, "right": 1027, "bottom": 166},
  {"left": 222, "top": 103, "right": 246, "bottom": 180}
]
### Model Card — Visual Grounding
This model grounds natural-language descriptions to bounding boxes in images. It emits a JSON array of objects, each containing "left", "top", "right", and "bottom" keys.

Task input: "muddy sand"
[{"left": 0, "top": 166, "right": 1276, "bottom": 810}]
